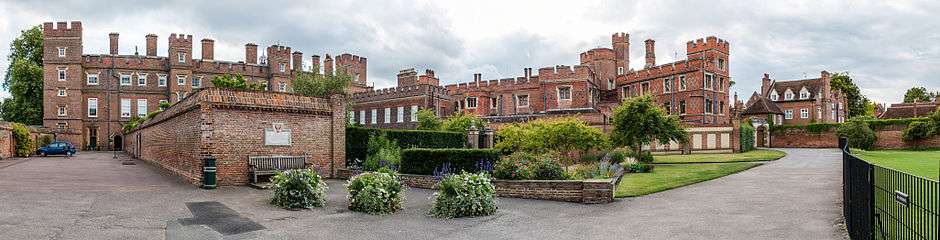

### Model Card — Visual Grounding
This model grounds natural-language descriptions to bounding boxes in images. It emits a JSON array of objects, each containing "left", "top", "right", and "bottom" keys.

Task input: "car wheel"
[{"left": 42, "top": 153, "right": 47, "bottom": 157}]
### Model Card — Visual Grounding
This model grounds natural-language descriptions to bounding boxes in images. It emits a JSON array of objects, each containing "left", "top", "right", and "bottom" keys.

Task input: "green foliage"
[
  {"left": 416, "top": 109, "right": 442, "bottom": 130},
  {"left": 346, "top": 127, "right": 465, "bottom": 165},
  {"left": 902, "top": 121, "right": 934, "bottom": 141},
  {"left": 903, "top": 86, "right": 937, "bottom": 103},
  {"left": 363, "top": 133, "right": 401, "bottom": 171},
  {"left": 440, "top": 112, "right": 486, "bottom": 132},
  {"left": 269, "top": 169, "right": 328, "bottom": 209},
  {"left": 608, "top": 150, "right": 628, "bottom": 165},
  {"left": 159, "top": 101, "right": 171, "bottom": 111},
  {"left": 399, "top": 148, "right": 500, "bottom": 175},
  {"left": 930, "top": 110, "right": 940, "bottom": 134},
  {"left": 492, "top": 152, "right": 566, "bottom": 180},
  {"left": 122, "top": 116, "right": 145, "bottom": 133},
  {"left": 739, "top": 122, "right": 755, "bottom": 152},
  {"left": 625, "top": 163, "right": 655, "bottom": 173},
  {"left": 528, "top": 158, "right": 565, "bottom": 180},
  {"left": 772, "top": 117, "right": 931, "bottom": 133},
  {"left": 632, "top": 151, "right": 654, "bottom": 164},
  {"left": 210, "top": 74, "right": 266, "bottom": 91},
  {"left": 37, "top": 134, "right": 53, "bottom": 148},
  {"left": 346, "top": 172, "right": 404, "bottom": 215},
  {"left": 569, "top": 162, "right": 621, "bottom": 179},
  {"left": 610, "top": 95, "right": 688, "bottom": 154},
  {"left": 836, "top": 117, "right": 877, "bottom": 150},
  {"left": 2, "top": 25, "right": 44, "bottom": 125},
  {"left": 830, "top": 72, "right": 872, "bottom": 118},
  {"left": 11, "top": 122, "right": 33, "bottom": 157},
  {"left": 494, "top": 118, "right": 609, "bottom": 162},
  {"left": 429, "top": 172, "right": 498, "bottom": 218},
  {"left": 292, "top": 71, "right": 351, "bottom": 97}
]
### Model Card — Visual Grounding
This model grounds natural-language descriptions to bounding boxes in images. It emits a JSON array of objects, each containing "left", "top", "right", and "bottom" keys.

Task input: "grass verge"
[
  {"left": 853, "top": 149, "right": 939, "bottom": 181},
  {"left": 653, "top": 149, "right": 786, "bottom": 164},
  {"left": 615, "top": 162, "right": 761, "bottom": 197}
]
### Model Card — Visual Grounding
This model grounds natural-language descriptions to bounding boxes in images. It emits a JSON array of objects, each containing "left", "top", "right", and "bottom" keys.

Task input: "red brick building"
[
  {"left": 878, "top": 100, "right": 938, "bottom": 119},
  {"left": 741, "top": 71, "right": 848, "bottom": 125},
  {"left": 42, "top": 21, "right": 365, "bottom": 150}
]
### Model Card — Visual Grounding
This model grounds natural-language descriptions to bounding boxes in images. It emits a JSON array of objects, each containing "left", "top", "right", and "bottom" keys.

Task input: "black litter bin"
[{"left": 202, "top": 157, "right": 217, "bottom": 189}]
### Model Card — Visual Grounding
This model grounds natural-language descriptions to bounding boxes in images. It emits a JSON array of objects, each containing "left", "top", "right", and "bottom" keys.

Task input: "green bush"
[
  {"left": 37, "top": 134, "right": 53, "bottom": 148},
  {"left": 625, "top": 163, "right": 654, "bottom": 173},
  {"left": 529, "top": 158, "right": 565, "bottom": 180},
  {"left": 11, "top": 122, "right": 33, "bottom": 157},
  {"left": 346, "top": 127, "right": 465, "bottom": 165},
  {"left": 440, "top": 112, "right": 486, "bottom": 133},
  {"left": 739, "top": 122, "right": 755, "bottom": 152},
  {"left": 428, "top": 172, "right": 498, "bottom": 218},
  {"left": 632, "top": 151, "right": 654, "bottom": 164},
  {"left": 902, "top": 121, "right": 934, "bottom": 141},
  {"left": 836, "top": 118, "right": 877, "bottom": 150},
  {"left": 269, "top": 169, "right": 328, "bottom": 209},
  {"left": 608, "top": 150, "right": 627, "bottom": 165},
  {"left": 346, "top": 172, "right": 404, "bottom": 215},
  {"left": 399, "top": 148, "right": 500, "bottom": 175},
  {"left": 569, "top": 162, "right": 621, "bottom": 179},
  {"left": 493, "top": 152, "right": 533, "bottom": 180},
  {"left": 363, "top": 133, "right": 401, "bottom": 171}
]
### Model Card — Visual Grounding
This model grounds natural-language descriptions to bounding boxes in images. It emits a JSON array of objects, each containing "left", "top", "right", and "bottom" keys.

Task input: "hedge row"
[
  {"left": 399, "top": 148, "right": 500, "bottom": 175},
  {"left": 346, "top": 127, "right": 465, "bottom": 163},
  {"left": 770, "top": 117, "right": 930, "bottom": 133},
  {"left": 739, "top": 123, "right": 755, "bottom": 152}
]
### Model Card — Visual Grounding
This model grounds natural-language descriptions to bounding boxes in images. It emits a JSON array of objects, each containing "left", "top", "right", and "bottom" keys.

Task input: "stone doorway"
[{"left": 756, "top": 125, "right": 767, "bottom": 147}]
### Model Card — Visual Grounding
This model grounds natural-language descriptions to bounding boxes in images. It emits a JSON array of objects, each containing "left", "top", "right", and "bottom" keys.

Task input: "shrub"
[
  {"left": 632, "top": 151, "right": 654, "bottom": 164},
  {"left": 399, "top": 148, "right": 500, "bottom": 175},
  {"left": 269, "top": 169, "right": 328, "bottom": 209},
  {"left": 429, "top": 172, "right": 498, "bottom": 218},
  {"left": 11, "top": 123, "right": 33, "bottom": 157},
  {"left": 494, "top": 118, "right": 609, "bottom": 160},
  {"left": 37, "top": 134, "right": 53, "bottom": 148},
  {"left": 212, "top": 73, "right": 266, "bottom": 91},
  {"left": 440, "top": 112, "right": 486, "bottom": 133},
  {"left": 363, "top": 133, "right": 401, "bottom": 171},
  {"left": 529, "top": 158, "right": 565, "bottom": 180},
  {"left": 608, "top": 150, "right": 627, "bottom": 165},
  {"left": 493, "top": 152, "right": 533, "bottom": 180},
  {"left": 903, "top": 121, "right": 934, "bottom": 141},
  {"left": 579, "top": 151, "right": 604, "bottom": 164},
  {"left": 739, "top": 122, "right": 755, "bottom": 152},
  {"left": 836, "top": 118, "right": 877, "bottom": 150},
  {"left": 346, "top": 127, "right": 465, "bottom": 165},
  {"left": 625, "top": 163, "right": 654, "bottom": 173},
  {"left": 346, "top": 172, "right": 404, "bottom": 215},
  {"left": 569, "top": 162, "right": 620, "bottom": 179},
  {"left": 416, "top": 109, "right": 442, "bottom": 130}
]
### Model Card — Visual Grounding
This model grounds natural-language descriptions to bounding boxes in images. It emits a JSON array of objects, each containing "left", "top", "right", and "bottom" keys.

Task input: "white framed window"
[
  {"left": 784, "top": 110, "right": 793, "bottom": 119},
  {"left": 817, "top": 106, "right": 822, "bottom": 119},
  {"left": 359, "top": 110, "right": 366, "bottom": 125},
  {"left": 621, "top": 86, "right": 632, "bottom": 98},
  {"left": 557, "top": 86, "right": 572, "bottom": 100},
  {"left": 137, "top": 99, "right": 148, "bottom": 117},
  {"left": 120, "top": 74, "right": 131, "bottom": 86},
  {"left": 177, "top": 52, "right": 186, "bottom": 63},
  {"left": 718, "top": 59, "right": 725, "bottom": 70},
  {"left": 58, "top": 68, "right": 67, "bottom": 81},
  {"left": 679, "top": 75, "right": 687, "bottom": 90},
  {"left": 704, "top": 73, "right": 714, "bottom": 90},
  {"left": 370, "top": 109, "right": 377, "bottom": 124},
  {"left": 384, "top": 108, "right": 391, "bottom": 123},
  {"left": 58, "top": 47, "right": 66, "bottom": 57},
  {"left": 279, "top": 63, "right": 286, "bottom": 72},
  {"left": 137, "top": 73, "right": 147, "bottom": 86},
  {"left": 121, "top": 99, "right": 131, "bottom": 118},
  {"left": 705, "top": 99, "right": 713, "bottom": 114},
  {"left": 617, "top": 67, "right": 625, "bottom": 75},
  {"left": 466, "top": 97, "right": 478, "bottom": 109},
  {"left": 192, "top": 76, "right": 201, "bottom": 88},
  {"left": 784, "top": 89, "right": 794, "bottom": 100},
  {"left": 57, "top": 88, "right": 67, "bottom": 97},
  {"left": 607, "top": 79, "right": 615, "bottom": 90},
  {"left": 679, "top": 100, "right": 687, "bottom": 114},
  {"left": 278, "top": 82, "right": 286, "bottom": 92},
  {"left": 517, "top": 95, "right": 529, "bottom": 107},
  {"left": 175, "top": 92, "right": 184, "bottom": 102},
  {"left": 57, "top": 106, "right": 67, "bottom": 116},
  {"left": 87, "top": 73, "right": 99, "bottom": 85},
  {"left": 799, "top": 88, "right": 810, "bottom": 99},
  {"left": 491, "top": 96, "right": 499, "bottom": 109},
  {"left": 87, "top": 98, "right": 98, "bottom": 118},
  {"left": 177, "top": 75, "right": 186, "bottom": 86},
  {"left": 158, "top": 74, "right": 167, "bottom": 87},
  {"left": 831, "top": 110, "right": 836, "bottom": 120},
  {"left": 770, "top": 91, "right": 779, "bottom": 101},
  {"left": 718, "top": 77, "right": 725, "bottom": 92},
  {"left": 396, "top": 106, "right": 404, "bottom": 123},
  {"left": 410, "top": 105, "right": 418, "bottom": 122},
  {"left": 663, "top": 78, "right": 672, "bottom": 93},
  {"left": 800, "top": 108, "right": 809, "bottom": 119}
]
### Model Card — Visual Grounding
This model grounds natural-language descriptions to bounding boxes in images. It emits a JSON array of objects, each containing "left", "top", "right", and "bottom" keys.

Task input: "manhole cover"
[{"left": 178, "top": 201, "right": 265, "bottom": 236}]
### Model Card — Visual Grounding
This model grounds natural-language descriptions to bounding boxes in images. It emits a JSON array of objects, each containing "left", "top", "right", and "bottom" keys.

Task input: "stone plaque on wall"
[{"left": 264, "top": 122, "right": 291, "bottom": 146}]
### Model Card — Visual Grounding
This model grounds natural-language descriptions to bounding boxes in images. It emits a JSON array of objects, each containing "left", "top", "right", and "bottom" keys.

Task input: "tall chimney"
[
  {"left": 761, "top": 73, "right": 771, "bottom": 96},
  {"left": 311, "top": 55, "right": 320, "bottom": 74},
  {"left": 524, "top": 68, "right": 532, "bottom": 80},
  {"left": 821, "top": 70, "right": 831, "bottom": 99},
  {"left": 324, "top": 54, "right": 334, "bottom": 75},
  {"left": 201, "top": 38, "right": 214, "bottom": 60},
  {"left": 145, "top": 34, "right": 157, "bottom": 56},
  {"left": 245, "top": 43, "right": 257, "bottom": 64},
  {"left": 644, "top": 39, "right": 655, "bottom": 68},
  {"left": 292, "top": 51, "right": 303, "bottom": 72},
  {"left": 109, "top": 33, "right": 119, "bottom": 55}
]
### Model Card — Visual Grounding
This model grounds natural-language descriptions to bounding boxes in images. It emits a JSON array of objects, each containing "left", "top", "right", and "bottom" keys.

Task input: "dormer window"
[
  {"left": 58, "top": 47, "right": 66, "bottom": 57},
  {"left": 784, "top": 89, "right": 794, "bottom": 100},
  {"left": 279, "top": 63, "right": 286, "bottom": 72},
  {"left": 769, "top": 91, "right": 779, "bottom": 101},
  {"left": 799, "top": 88, "right": 810, "bottom": 99},
  {"left": 177, "top": 52, "right": 186, "bottom": 63}
]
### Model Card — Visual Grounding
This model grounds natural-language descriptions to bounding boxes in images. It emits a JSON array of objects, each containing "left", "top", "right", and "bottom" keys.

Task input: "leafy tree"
[
  {"left": 836, "top": 116, "right": 877, "bottom": 150},
  {"left": 830, "top": 72, "right": 872, "bottom": 118},
  {"left": 1, "top": 26, "right": 43, "bottom": 124},
  {"left": 494, "top": 118, "right": 609, "bottom": 161},
  {"left": 292, "top": 71, "right": 351, "bottom": 97},
  {"left": 210, "top": 74, "right": 265, "bottom": 91},
  {"left": 903, "top": 86, "right": 936, "bottom": 103},
  {"left": 610, "top": 95, "right": 688, "bottom": 154},
  {"left": 440, "top": 112, "right": 486, "bottom": 132},
  {"left": 416, "top": 109, "right": 442, "bottom": 130}
]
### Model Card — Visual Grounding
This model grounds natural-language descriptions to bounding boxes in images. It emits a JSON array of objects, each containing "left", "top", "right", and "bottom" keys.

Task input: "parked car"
[{"left": 37, "top": 141, "right": 76, "bottom": 157}]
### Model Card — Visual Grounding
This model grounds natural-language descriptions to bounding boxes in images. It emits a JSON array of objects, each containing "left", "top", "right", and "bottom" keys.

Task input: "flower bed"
[{"left": 336, "top": 169, "right": 622, "bottom": 204}]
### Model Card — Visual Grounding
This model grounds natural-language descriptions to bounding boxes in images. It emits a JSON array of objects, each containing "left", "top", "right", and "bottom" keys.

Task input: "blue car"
[{"left": 37, "top": 141, "right": 77, "bottom": 157}]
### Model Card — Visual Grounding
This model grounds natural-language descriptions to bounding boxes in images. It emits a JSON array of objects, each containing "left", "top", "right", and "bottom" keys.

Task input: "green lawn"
[
  {"left": 853, "top": 149, "right": 939, "bottom": 181},
  {"left": 653, "top": 149, "right": 787, "bottom": 164},
  {"left": 615, "top": 162, "right": 761, "bottom": 197}
]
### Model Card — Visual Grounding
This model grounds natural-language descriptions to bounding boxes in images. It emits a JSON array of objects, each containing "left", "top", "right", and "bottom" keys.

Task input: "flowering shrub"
[
  {"left": 569, "top": 162, "right": 622, "bottom": 179},
  {"left": 269, "top": 169, "right": 328, "bottom": 209},
  {"left": 493, "top": 152, "right": 565, "bottom": 180},
  {"left": 429, "top": 172, "right": 498, "bottom": 218},
  {"left": 529, "top": 158, "right": 565, "bottom": 180},
  {"left": 346, "top": 172, "right": 404, "bottom": 215}
]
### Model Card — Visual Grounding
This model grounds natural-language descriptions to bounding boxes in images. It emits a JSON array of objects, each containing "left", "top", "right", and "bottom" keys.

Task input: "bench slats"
[{"left": 247, "top": 156, "right": 308, "bottom": 184}]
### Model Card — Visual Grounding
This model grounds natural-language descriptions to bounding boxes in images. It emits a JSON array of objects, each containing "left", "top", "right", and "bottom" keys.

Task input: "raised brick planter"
[{"left": 336, "top": 169, "right": 621, "bottom": 204}]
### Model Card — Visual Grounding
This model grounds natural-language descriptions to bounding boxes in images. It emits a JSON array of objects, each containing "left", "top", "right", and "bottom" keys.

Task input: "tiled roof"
[
  {"left": 768, "top": 78, "right": 822, "bottom": 101},
  {"left": 878, "top": 103, "right": 938, "bottom": 119},
  {"left": 742, "top": 92, "right": 783, "bottom": 115}
]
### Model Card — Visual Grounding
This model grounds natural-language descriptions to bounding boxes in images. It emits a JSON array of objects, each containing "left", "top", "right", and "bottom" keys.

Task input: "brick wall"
[
  {"left": 771, "top": 126, "right": 940, "bottom": 149},
  {"left": 125, "top": 88, "right": 345, "bottom": 185},
  {"left": 0, "top": 126, "right": 12, "bottom": 159},
  {"left": 336, "top": 169, "right": 618, "bottom": 204}
]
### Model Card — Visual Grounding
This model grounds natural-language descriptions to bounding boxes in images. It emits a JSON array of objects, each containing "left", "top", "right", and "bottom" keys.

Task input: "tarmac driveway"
[{"left": 0, "top": 149, "right": 844, "bottom": 240}]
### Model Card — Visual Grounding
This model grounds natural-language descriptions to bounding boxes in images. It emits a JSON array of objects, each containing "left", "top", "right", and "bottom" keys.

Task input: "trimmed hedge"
[
  {"left": 346, "top": 127, "right": 465, "bottom": 164},
  {"left": 739, "top": 123, "right": 755, "bottom": 152},
  {"left": 399, "top": 148, "right": 500, "bottom": 175},
  {"left": 770, "top": 117, "right": 930, "bottom": 133}
]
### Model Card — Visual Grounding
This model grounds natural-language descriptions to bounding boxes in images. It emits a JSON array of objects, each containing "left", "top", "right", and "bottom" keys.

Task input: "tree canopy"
[
  {"left": 494, "top": 117, "right": 609, "bottom": 157},
  {"left": 416, "top": 109, "right": 442, "bottom": 130},
  {"left": 292, "top": 72, "right": 351, "bottom": 97},
  {"left": 903, "top": 86, "right": 937, "bottom": 103},
  {"left": 210, "top": 74, "right": 266, "bottom": 91},
  {"left": 1, "top": 25, "right": 43, "bottom": 124},
  {"left": 440, "top": 112, "right": 486, "bottom": 132},
  {"left": 829, "top": 72, "right": 872, "bottom": 118},
  {"left": 610, "top": 95, "right": 688, "bottom": 153}
]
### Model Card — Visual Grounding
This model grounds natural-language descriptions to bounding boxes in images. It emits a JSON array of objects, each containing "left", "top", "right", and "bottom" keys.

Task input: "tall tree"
[
  {"left": 415, "top": 109, "right": 442, "bottom": 130},
  {"left": 1, "top": 25, "right": 44, "bottom": 124},
  {"left": 610, "top": 95, "right": 688, "bottom": 154},
  {"left": 292, "top": 71, "right": 351, "bottom": 97},
  {"left": 903, "top": 86, "right": 935, "bottom": 103},
  {"left": 829, "top": 72, "right": 871, "bottom": 117}
]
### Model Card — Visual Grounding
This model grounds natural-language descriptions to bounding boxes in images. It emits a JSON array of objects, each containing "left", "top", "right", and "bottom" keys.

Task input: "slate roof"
[{"left": 741, "top": 92, "right": 783, "bottom": 115}]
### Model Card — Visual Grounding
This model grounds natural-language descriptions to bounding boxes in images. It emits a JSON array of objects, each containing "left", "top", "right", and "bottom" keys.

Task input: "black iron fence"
[{"left": 841, "top": 138, "right": 939, "bottom": 240}]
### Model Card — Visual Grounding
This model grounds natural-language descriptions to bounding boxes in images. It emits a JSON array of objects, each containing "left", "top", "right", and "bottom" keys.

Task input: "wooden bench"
[{"left": 248, "top": 155, "right": 308, "bottom": 184}]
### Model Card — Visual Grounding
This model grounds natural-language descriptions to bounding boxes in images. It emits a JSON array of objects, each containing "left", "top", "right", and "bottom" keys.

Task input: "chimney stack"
[
  {"left": 324, "top": 54, "right": 334, "bottom": 75},
  {"left": 644, "top": 39, "right": 655, "bottom": 68},
  {"left": 311, "top": 55, "right": 320, "bottom": 73},
  {"left": 201, "top": 39, "right": 214, "bottom": 60},
  {"left": 524, "top": 68, "right": 532, "bottom": 80},
  {"left": 292, "top": 51, "right": 303, "bottom": 72},
  {"left": 145, "top": 34, "right": 157, "bottom": 56},
  {"left": 821, "top": 70, "right": 831, "bottom": 99},
  {"left": 245, "top": 43, "right": 257, "bottom": 64},
  {"left": 109, "top": 33, "right": 119, "bottom": 55},
  {"left": 761, "top": 73, "right": 771, "bottom": 96}
]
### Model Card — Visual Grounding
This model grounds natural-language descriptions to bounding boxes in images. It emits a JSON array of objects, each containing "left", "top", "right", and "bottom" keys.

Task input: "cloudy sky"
[{"left": 1, "top": 0, "right": 937, "bottom": 103}]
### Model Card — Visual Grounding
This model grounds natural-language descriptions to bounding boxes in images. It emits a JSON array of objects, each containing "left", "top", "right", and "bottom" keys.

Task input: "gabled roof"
[
  {"left": 770, "top": 78, "right": 822, "bottom": 101},
  {"left": 878, "top": 102, "right": 938, "bottom": 119},
  {"left": 742, "top": 92, "right": 783, "bottom": 115}
]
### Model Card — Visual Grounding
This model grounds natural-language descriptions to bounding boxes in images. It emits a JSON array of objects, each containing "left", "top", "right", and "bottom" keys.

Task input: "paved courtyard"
[{"left": 0, "top": 149, "right": 845, "bottom": 240}]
